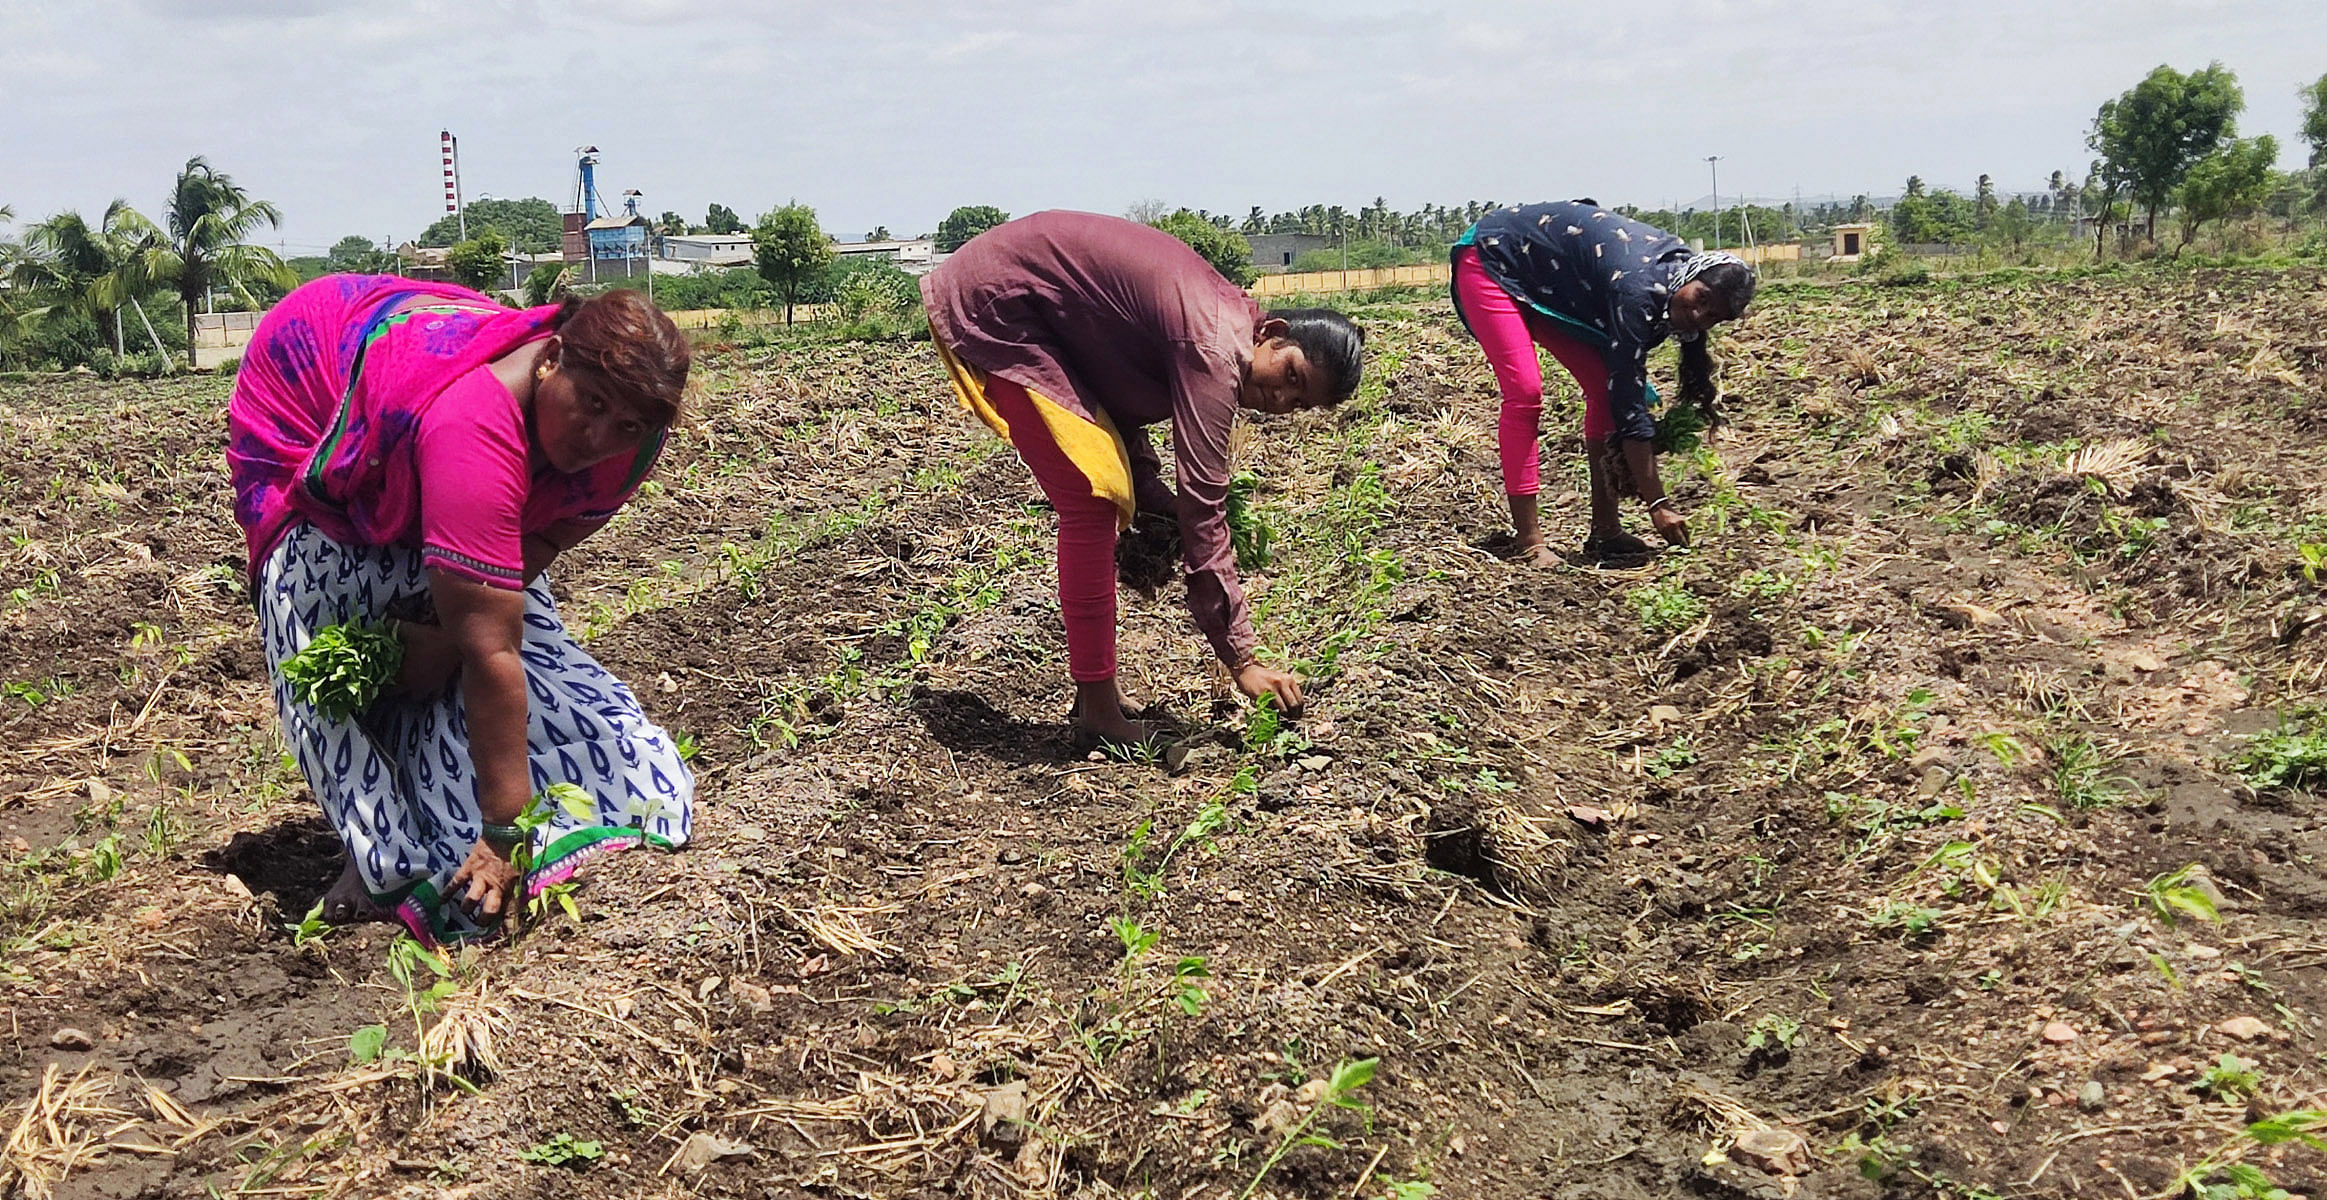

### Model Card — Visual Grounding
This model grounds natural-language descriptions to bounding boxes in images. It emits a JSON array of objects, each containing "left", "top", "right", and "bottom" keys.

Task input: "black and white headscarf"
[{"left": 1667, "top": 250, "right": 1756, "bottom": 341}]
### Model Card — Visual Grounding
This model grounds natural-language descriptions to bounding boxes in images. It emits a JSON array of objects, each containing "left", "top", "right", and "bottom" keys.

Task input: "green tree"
[
  {"left": 705, "top": 203, "right": 745, "bottom": 234},
  {"left": 132, "top": 156, "right": 297, "bottom": 365},
  {"left": 521, "top": 261, "right": 573, "bottom": 306},
  {"left": 1150, "top": 210, "right": 1256, "bottom": 286},
  {"left": 1991, "top": 197, "right": 2036, "bottom": 252},
  {"left": 417, "top": 197, "right": 562, "bottom": 253},
  {"left": 1974, "top": 174, "right": 1998, "bottom": 228},
  {"left": 864, "top": 225, "right": 892, "bottom": 242},
  {"left": 2088, "top": 62, "right": 2244, "bottom": 241},
  {"left": 936, "top": 205, "right": 1010, "bottom": 252},
  {"left": 2174, "top": 135, "right": 2279, "bottom": 250},
  {"left": 446, "top": 230, "right": 508, "bottom": 292},
  {"left": 11, "top": 200, "right": 162, "bottom": 358},
  {"left": 2302, "top": 73, "right": 2327, "bottom": 168},
  {"left": 752, "top": 202, "right": 833, "bottom": 325},
  {"left": 326, "top": 235, "right": 396, "bottom": 274}
]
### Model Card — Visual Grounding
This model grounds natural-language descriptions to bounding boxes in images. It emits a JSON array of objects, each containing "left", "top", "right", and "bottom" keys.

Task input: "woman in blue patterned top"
[{"left": 1450, "top": 199, "right": 1757, "bottom": 563}]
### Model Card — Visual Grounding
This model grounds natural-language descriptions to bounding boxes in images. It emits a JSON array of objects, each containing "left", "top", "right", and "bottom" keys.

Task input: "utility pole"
[{"left": 1705, "top": 156, "right": 1723, "bottom": 250}]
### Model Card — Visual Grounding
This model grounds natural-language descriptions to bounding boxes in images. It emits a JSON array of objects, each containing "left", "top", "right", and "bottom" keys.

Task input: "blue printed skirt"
[{"left": 256, "top": 523, "right": 693, "bottom": 943}]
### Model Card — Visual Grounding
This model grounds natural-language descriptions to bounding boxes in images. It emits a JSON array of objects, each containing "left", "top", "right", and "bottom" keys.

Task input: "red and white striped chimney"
[{"left": 440, "top": 130, "right": 461, "bottom": 214}]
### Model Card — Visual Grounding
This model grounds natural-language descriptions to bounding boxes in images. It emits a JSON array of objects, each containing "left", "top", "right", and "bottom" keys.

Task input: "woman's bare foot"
[
  {"left": 1071, "top": 679, "right": 1154, "bottom": 748},
  {"left": 1513, "top": 539, "right": 1562, "bottom": 567},
  {"left": 319, "top": 858, "right": 386, "bottom": 925}
]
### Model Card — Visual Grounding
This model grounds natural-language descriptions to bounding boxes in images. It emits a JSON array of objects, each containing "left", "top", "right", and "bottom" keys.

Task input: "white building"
[{"left": 657, "top": 232, "right": 755, "bottom": 268}]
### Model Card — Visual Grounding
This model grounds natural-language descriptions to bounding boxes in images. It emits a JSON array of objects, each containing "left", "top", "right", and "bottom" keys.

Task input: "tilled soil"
[{"left": 3, "top": 266, "right": 2325, "bottom": 1200}]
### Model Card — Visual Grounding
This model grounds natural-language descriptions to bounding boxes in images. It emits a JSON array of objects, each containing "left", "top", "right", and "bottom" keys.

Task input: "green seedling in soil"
[
  {"left": 517, "top": 1133, "right": 603, "bottom": 1169},
  {"left": 608, "top": 1086, "right": 655, "bottom": 1128},
  {"left": 1239, "top": 1057, "right": 1378, "bottom": 1200},
  {"left": 2299, "top": 543, "right": 2327, "bottom": 585},
  {"left": 2144, "top": 865, "right": 2220, "bottom": 927},
  {"left": 279, "top": 620, "right": 405, "bottom": 721},
  {"left": 1644, "top": 738, "right": 1697, "bottom": 779},
  {"left": 1745, "top": 1013, "right": 1803, "bottom": 1054},
  {"left": 2194, "top": 1053, "right": 2263, "bottom": 1100},
  {"left": 672, "top": 730, "right": 701, "bottom": 762},
  {"left": 81, "top": 834, "right": 122, "bottom": 883},
  {"left": 1630, "top": 580, "right": 1706, "bottom": 635},
  {"left": 289, "top": 901, "right": 332, "bottom": 951},
  {"left": 1869, "top": 901, "right": 1943, "bottom": 940},
  {"left": 1242, "top": 694, "right": 1307, "bottom": 757},
  {"left": 2, "top": 681, "right": 47, "bottom": 707},
  {"left": 2174, "top": 1110, "right": 2327, "bottom": 1200},
  {"left": 2048, "top": 736, "right": 2130, "bottom": 809},
  {"left": 1380, "top": 1182, "right": 1435, "bottom": 1200},
  {"left": 2236, "top": 711, "right": 2327, "bottom": 793}
]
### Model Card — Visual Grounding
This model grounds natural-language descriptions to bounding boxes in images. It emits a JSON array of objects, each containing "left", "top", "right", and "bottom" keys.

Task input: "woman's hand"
[
  {"left": 1650, "top": 501, "right": 1691, "bottom": 547},
  {"left": 1235, "top": 662, "right": 1304, "bottom": 713},
  {"left": 392, "top": 621, "right": 461, "bottom": 697},
  {"left": 448, "top": 837, "right": 522, "bottom": 920}
]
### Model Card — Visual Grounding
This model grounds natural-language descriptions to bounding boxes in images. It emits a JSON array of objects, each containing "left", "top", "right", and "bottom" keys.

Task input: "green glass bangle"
[{"left": 481, "top": 822, "right": 525, "bottom": 848}]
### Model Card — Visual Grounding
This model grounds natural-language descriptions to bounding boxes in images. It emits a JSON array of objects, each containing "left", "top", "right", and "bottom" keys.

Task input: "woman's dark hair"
[
  {"left": 1673, "top": 260, "right": 1754, "bottom": 428},
  {"left": 1265, "top": 308, "right": 1366, "bottom": 404},
  {"left": 1677, "top": 338, "right": 1721, "bottom": 428},
  {"left": 550, "top": 289, "right": 690, "bottom": 427}
]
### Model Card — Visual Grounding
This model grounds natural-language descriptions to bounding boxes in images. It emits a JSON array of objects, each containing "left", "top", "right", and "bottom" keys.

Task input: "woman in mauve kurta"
[
  {"left": 921, "top": 211, "right": 1366, "bottom": 749},
  {"left": 227, "top": 274, "right": 694, "bottom": 943},
  {"left": 1451, "top": 199, "right": 1758, "bottom": 563}
]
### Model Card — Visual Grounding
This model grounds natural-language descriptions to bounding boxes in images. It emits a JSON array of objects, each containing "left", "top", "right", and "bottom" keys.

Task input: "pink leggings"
[
  {"left": 984, "top": 373, "right": 1121, "bottom": 682},
  {"left": 1451, "top": 246, "right": 1614, "bottom": 496}
]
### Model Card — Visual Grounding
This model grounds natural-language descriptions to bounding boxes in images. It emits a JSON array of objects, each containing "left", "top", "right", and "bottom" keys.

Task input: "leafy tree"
[
  {"left": 133, "top": 156, "right": 298, "bottom": 363},
  {"left": 2174, "top": 135, "right": 2278, "bottom": 249},
  {"left": 446, "top": 230, "right": 508, "bottom": 292},
  {"left": 2088, "top": 62, "right": 2244, "bottom": 241},
  {"left": 1991, "top": 197, "right": 2036, "bottom": 252},
  {"left": 2303, "top": 72, "right": 2327, "bottom": 168},
  {"left": 752, "top": 202, "right": 833, "bottom": 324},
  {"left": 10, "top": 200, "right": 160, "bottom": 357},
  {"left": 936, "top": 205, "right": 1010, "bottom": 253},
  {"left": 864, "top": 225, "right": 891, "bottom": 242},
  {"left": 326, "top": 235, "right": 396, "bottom": 275},
  {"left": 1974, "top": 174, "right": 1998, "bottom": 228},
  {"left": 704, "top": 203, "right": 745, "bottom": 235},
  {"left": 521, "top": 261, "right": 573, "bottom": 306},
  {"left": 1151, "top": 209, "right": 1255, "bottom": 286},
  {"left": 417, "top": 197, "right": 562, "bottom": 253}
]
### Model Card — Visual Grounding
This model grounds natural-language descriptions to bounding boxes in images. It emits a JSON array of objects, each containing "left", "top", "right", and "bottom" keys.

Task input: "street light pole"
[{"left": 1705, "top": 156, "right": 1723, "bottom": 250}]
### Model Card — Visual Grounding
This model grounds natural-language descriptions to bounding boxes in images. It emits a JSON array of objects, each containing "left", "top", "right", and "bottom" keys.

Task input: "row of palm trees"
[{"left": 1, "top": 157, "right": 295, "bottom": 370}]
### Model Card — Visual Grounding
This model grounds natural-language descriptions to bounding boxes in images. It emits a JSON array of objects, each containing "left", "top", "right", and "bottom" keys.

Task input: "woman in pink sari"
[{"left": 228, "top": 274, "right": 692, "bottom": 943}]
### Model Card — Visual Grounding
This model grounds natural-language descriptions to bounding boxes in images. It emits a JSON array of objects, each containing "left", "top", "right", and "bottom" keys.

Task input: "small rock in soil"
[
  {"left": 673, "top": 1131, "right": 754, "bottom": 1172},
  {"left": 1257, "top": 1099, "right": 1300, "bottom": 1138},
  {"left": 2217, "top": 1016, "right": 2272, "bottom": 1041},
  {"left": 1917, "top": 766, "right": 1950, "bottom": 797},
  {"left": 49, "top": 1027, "right": 93, "bottom": 1050},
  {"left": 2079, "top": 1081, "right": 2107, "bottom": 1112},
  {"left": 1731, "top": 1127, "right": 1808, "bottom": 1175},
  {"left": 1649, "top": 704, "right": 1683, "bottom": 726},
  {"left": 2041, "top": 1021, "right": 2078, "bottom": 1044},
  {"left": 980, "top": 1080, "right": 1029, "bottom": 1145}
]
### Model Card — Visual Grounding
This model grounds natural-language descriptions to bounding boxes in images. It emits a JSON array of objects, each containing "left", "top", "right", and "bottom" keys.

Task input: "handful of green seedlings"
[
  {"left": 1653, "top": 397, "right": 1713, "bottom": 455},
  {"left": 280, "top": 620, "right": 406, "bottom": 721}
]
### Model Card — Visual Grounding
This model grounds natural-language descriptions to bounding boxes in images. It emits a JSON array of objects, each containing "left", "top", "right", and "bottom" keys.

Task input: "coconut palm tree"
[
  {"left": 10, "top": 200, "right": 164, "bottom": 357},
  {"left": 134, "top": 156, "right": 296, "bottom": 366}
]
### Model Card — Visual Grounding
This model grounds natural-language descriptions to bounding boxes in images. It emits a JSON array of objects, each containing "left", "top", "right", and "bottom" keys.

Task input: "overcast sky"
[{"left": 3, "top": 0, "right": 2318, "bottom": 253}]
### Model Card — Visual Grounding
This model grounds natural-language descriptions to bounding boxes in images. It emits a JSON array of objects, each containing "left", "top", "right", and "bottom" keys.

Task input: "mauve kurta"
[{"left": 920, "top": 211, "right": 1264, "bottom": 666}]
